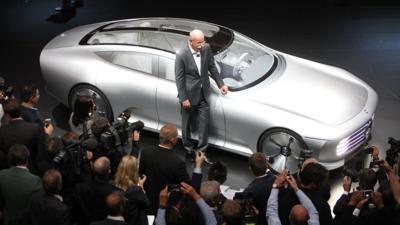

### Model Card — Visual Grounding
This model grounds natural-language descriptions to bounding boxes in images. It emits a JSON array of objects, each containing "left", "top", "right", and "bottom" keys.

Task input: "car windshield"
[{"left": 214, "top": 32, "right": 276, "bottom": 90}]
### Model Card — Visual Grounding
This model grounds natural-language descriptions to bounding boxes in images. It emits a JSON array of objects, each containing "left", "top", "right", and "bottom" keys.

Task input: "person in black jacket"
[
  {"left": 90, "top": 191, "right": 128, "bottom": 225},
  {"left": 139, "top": 124, "right": 191, "bottom": 215},
  {"left": 74, "top": 156, "right": 120, "bottom": 225},
  {"left": 28, "top": 169, "right": 72, "bottom": 225},
  {"left": 0, "top": 98, "right": 45, "bottom": 173},
  {"left": 243, "top": 152, "right": 275, "bottom": 225}
]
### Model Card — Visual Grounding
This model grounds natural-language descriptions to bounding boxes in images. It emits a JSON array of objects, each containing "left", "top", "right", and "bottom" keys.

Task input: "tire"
[
  {"left": 69, "top": 84, "right": 114, "bottom": 122},
  {"left": 258, "top": 128, "right": 308, "bottom": 174}
]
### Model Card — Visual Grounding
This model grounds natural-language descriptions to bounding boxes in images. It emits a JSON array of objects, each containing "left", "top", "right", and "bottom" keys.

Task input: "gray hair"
[{"left": 200, "top": 181, "right": 220, "bottom": 203}]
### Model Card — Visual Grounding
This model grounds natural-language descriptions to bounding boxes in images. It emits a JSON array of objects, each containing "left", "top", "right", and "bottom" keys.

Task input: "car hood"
[{"left": 245, "top": 53, "right": 371, "bottom": 126}]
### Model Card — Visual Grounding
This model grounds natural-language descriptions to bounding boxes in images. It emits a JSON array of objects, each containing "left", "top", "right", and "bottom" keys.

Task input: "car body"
[{"left": 40, "top": 17, "right": 378, "bottom": 172}]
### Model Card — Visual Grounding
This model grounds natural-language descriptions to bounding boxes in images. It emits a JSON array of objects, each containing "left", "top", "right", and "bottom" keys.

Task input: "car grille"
[{"left": 336, "top": 119, "right": 373, "bottom": 156}]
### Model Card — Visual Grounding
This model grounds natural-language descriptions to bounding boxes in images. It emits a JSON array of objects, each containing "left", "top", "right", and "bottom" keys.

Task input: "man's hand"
[
  {"left": 371, "top": 192, "right": 384, "bottom": 209},
  {"left": 383, "top": 160, "right": 394, "bottom": 174},
  {"left": 180, "top": 182, "right": 201, "bottom": 201},
  {"left": 44, "top": 123, "right": 54, "bottom": 136},
  {"left": 343, "top": 176, "right": 352, "bottom": 192},
  {"left": 274, "top": 169, "right": 288, "bottom": 188},
  {"left": 84, "top": 151, "right": 93, "bottom": 161},
  {"left": 182, "top": 99, "right": 191, "bottom": 109},
  {"left": 195, "top": 151, "right": 205, "bottom": 168},
  {"left": 138, "top": 175, "right": 147, "bottom": 189},
  {"left": 220, "top": 85, "right": 229, "bottom": 95},
  {"left": 132, "top": 130, "right": 140, "bottom": 142},
  {"left": 371, "top": 146, "right": 380, "bottom": 158},
  {"left": 287, "top": 175, "right": 299, "bottom": 192},
  {"left": 159, "top": 185, "right": 169, "bottom": 208},
  {"left": 349, "top": 190, "right": 364, "bottom": 206}
]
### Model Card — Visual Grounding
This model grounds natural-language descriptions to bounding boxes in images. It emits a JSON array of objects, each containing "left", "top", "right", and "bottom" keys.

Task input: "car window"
[
  {"left": 159, "top": 57, "right": 175, "bottom": 81},
  {"left": 111, "top": 52, "right": 153, "bottom": 74}
]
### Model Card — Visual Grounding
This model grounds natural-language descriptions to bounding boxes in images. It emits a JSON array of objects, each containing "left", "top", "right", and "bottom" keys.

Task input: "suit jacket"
[
  {"left": 301, "top": 187, "right": 333, "bottom": 225},
  {"left": 243, "top": 171, "right": 276, "bottom": 225},
  {"left": 139, "top": 146, "right": 191, "bottom": 214},
  {"left": 0, "top": 167, "right": 43, "bottom": 225},
  {"left": 175, "top": 43, "right": 224, "bottom": 105},
  {"left": 90, "top": 218, "right": 127, "bottom": 225},
  {"left": 28, "top": 192, "right": 72, "bottom": 225},
  {"left": 0, "top": 119, "right": 44, "bottom": 173},
  {"left": 74, "top": 177, "right": 121, "bottom": 225}
]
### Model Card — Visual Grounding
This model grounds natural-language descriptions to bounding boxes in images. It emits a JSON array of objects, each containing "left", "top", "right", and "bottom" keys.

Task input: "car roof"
[{"left": 80, "top": 18, "right": 234, "bottom": 54}]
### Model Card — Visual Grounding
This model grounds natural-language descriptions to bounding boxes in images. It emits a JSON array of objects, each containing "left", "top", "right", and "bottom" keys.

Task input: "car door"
[
  {"left": 156, "top": 56, "right": 225, "bottom": 146},
  {"left": 96, "top": 51, "right": 159, "bottom": 129}
]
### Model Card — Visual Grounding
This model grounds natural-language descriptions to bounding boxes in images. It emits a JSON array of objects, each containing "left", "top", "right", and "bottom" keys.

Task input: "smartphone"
[{"left": 362, "top": 189, "right": 373, "bottom": 199}]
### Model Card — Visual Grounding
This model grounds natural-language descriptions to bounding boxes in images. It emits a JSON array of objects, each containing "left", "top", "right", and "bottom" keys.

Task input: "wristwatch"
[{"left": 272, "top": 183, "right": 278, "bottom": 189}]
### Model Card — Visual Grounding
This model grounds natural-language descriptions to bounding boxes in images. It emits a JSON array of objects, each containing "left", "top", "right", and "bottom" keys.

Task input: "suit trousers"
[{"left": 181, "top": 90, "right": 209, "bottom": 152}]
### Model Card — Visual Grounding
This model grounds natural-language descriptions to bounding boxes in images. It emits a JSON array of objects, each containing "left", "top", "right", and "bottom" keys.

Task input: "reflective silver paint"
[{"left": 40, "top": 18, "right": 378, "bottom": 170}]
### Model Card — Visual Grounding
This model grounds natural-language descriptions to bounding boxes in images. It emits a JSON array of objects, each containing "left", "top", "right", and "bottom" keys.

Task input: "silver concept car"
[{"left": 40, "top": 18, "right": 378, "bottom": 172}]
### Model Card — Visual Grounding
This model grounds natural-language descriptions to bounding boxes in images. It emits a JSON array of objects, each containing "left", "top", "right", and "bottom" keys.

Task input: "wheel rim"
[
  {"left": 260, "top": 131, "right": 306, "bottom": 173},
  {"left": 71, "top": 88, "right": 110, "bottom": 119}
]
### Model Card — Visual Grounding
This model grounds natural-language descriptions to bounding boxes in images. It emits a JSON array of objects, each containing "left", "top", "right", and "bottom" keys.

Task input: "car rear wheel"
[
  {"left": 258, "top": 128, "right": 309, "bottom": 174},
  {"left": 69, "top": 84, "right": 114, "bottom": 122}
]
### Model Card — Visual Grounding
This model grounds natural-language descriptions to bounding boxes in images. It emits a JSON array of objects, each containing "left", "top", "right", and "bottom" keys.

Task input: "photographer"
[
  {"left": 243, "top": 152, "right": 275, "bottom": 225},
  {"left": 0, "top": 76, "right": 14, "bottom": 127},
  {"left": 155, "top": 182, "right": 217, "bottom": 225},
  {"left": 69, "top": 94, "right": 96, "bottom": 137},
  {"left": 266, "top": 169, "right": 319, "bottom": 225}
]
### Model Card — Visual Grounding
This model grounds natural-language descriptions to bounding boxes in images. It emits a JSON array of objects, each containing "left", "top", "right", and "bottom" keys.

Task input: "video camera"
[
  {"left": 386, "top": 137, "right": 400, "bottom": 167},
  {"left": 0, "top": 76, "right": 14, "bottom": 102},
  {"left": 53, "top": 138, "right": 97, "bottom": 175},
  {"left": 233, "top": 192, "right": 256, "bottom": 225},
  {"left": 99, "top": 111, "right": 144, "bottom": 151}
]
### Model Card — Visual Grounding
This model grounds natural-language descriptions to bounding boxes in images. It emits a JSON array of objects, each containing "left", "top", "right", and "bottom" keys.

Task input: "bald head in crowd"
[
  {"left": 93, "top": 156, "right": 111, "bottom": 177},
  {"left": 159, "top": 124, "right": 178, "bottom": 147},
  {"left": 106, "top": 191, "right": 125, "bottom": 217},
  {"left": 290, "top": 205, "right": 309, "bottom": 225}
]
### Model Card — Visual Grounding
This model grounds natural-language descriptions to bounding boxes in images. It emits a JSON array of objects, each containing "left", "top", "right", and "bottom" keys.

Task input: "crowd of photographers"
[{"left": 0, "top": 79, "right": 399, "bottom": 225}]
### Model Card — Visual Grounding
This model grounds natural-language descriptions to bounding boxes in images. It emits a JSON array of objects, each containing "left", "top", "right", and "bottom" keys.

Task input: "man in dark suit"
[
  {"left": 74, "top": 156, "right": 120, "bottom": 225},
  {"left": 139, "top": 124, "right": 191, "bottom": 215},
  {"left": 243, "top": 152, "right": 275, "bottom": 225},
  {"left": 90, "top": 191, "right": 127, "bottom": 225},
  {"left": 175, "top": 29, "right": 229, "bottom": 160},
  {"left": 0, "top": 98, "right": 45, "bottom": 173},
  {"left": 28, "top": 169, "right": 72, "bottom": 225},
  {"left": 0, "top": 144, "right": 43, "bottom": 225}
]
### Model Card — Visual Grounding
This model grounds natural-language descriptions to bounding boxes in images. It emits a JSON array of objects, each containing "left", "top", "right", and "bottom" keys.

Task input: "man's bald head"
[
  {"left": 289, "top": 205, "right": 309, "bottom": 225},
  {"left": 159, "top": 124, "right": 178, "bottom": 146},
  {"left": 93, "top": 156, "right": 110, "bottom": 177},
  {"left": 106, "top": 191, "right": 125, "bottom": 216},
  {"left": 189, "top": 29, "right": 205, "bottom": 52}
]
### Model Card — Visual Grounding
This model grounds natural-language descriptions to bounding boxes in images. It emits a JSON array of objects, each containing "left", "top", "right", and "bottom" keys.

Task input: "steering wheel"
[{"left": 232, "top": 52, "right": 249, "bottom": 81}]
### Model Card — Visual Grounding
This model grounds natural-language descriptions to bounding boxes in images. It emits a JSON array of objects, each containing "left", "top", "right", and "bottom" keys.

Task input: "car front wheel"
[{"left": 258, "top": 128, "right": 309, "bottom": 174}]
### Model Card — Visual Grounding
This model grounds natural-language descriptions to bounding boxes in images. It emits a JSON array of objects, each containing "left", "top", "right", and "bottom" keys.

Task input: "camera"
[
  {"left": 167, "top": 184, "right": 182, "bottom": 192},
  {"left": 233, "top": 192, "right": 256, "bottom": 225},
  {"left": 362, "top": 189, "right": 373, "bottom": 199},
  {"left": 342, "top": 167, "right": 359, "bottom": 182},
  {"left": 0, "top": 76, "right": 14, "bottom": 102},
  {"left": 386, "top": 137, "right": 400, "bottom": 167},
  {"left": 98, "top": 111, "right": 144, "bottom": 151},
  {"left": 53, "top": 138, "right": 97, "bottom": 175},
  {"left": 298, "top": 149, "right": 313, "bottom": 169}
]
